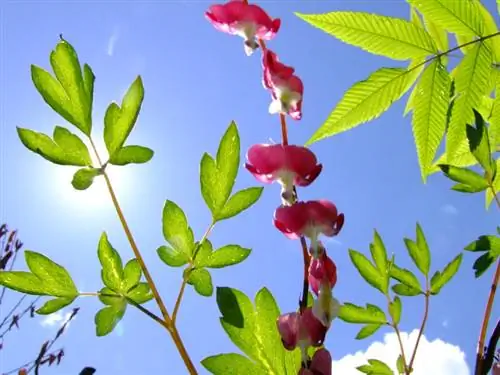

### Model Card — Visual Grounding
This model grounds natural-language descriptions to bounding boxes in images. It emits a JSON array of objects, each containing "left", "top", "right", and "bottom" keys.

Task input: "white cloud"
[
  {"left": 442, "top": 320, "right": 449, "bottom": 328},
  {"left": 441, "top": 204, "right": 459, "bottom": 216},
  {"left": 107, "top": 27, "right": 120, "bottom": 56},
  {"left": 332, "top": 330, "right": 469, "bottom": 375},
  {"left": 40, "top": 310, "right": 73, "bottom": 329}
]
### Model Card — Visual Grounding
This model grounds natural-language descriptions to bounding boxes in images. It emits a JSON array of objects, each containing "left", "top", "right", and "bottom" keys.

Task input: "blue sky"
[{"left": 0, "top": 0, "right": 498, "bottom": 374}]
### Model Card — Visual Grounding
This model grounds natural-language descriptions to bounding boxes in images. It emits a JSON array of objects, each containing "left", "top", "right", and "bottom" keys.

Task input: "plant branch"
[
  {"left": 408, "top": 279, "right": 430, "bottom": 372},
  {"left": 483, "top": 319, "right": 500, "bottom": 374},
  {"left": 475, "top": 259, "right": 500, "bottom": 375},
  {"left": 173, "top": 223, "right": 214, "bottom": 324},
  {"left": 386, "top": 294, "right": 409, "bottom": 375},
  {"left": 88, "top": 138, "right": 198, "bottom": 375}
]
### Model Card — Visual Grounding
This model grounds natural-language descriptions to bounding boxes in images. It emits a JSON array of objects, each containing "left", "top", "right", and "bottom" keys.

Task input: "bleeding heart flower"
[
  {"left": 245, "top": 144, "right": 322, "bottom": 201},
  {"left": 312, "top": 281, "right": 340, "bottom": 327},
  {"left": 309, "top": 245, "right": 337, "bottom": 295},
  {"left": 299, "top": 349, "right": 332, "bottom": 375},
  {"left": 262, "top": 50, "right": 303, "bottom": 120},
  {"left": 205, "top": 0, "right": 281, "bottom": 56},
  {"left": 277, "top": 308, "right": 327, "bottom": 351},
  {"left": 274, "top": 200, "right": 345, "bottom": 245}
]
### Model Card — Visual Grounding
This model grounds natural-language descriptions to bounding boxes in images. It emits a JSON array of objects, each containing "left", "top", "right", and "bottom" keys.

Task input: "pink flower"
[
  {"left": 262, "top": 50, "right": 304, "bottom": 120},
  {"left": 205, "top": 1, "right": 281, "bottom": 55},
  {"left": 245, "top": 144, "right": 322, "bottom": 200},
  {"left": 274, "top": 200, "right": 345, "bottom": 241},
  {"left": 299, "top": 349, "right": 332, "bottom": 375},
  {"left": 309, "top": 246, "right": 337, "bottom": 295},
  {"left": 277, "top": 308, "right": 327, "bottom": 351}
]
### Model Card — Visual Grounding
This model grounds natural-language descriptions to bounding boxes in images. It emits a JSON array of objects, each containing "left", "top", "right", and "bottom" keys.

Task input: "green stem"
[
  {"left": 408, "top": 279, "right": 430, "bottom": 373},
  {"left": 386, "top": 294, "right": 409, "bottom": 375}
]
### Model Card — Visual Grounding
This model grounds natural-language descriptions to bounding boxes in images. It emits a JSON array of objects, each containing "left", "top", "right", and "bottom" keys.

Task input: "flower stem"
[
  {"left": 88, "top": 138, "right": 198, "bottom": 375},
  {"left": 386, "top": 294, "right": 409, "bottom": 375},
  {"left": 408, "top": 280, "right": 430, "bottom": 373}
]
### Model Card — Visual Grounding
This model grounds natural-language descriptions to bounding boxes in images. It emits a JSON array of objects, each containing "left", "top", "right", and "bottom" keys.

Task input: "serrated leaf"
[
  {"left": 356, "top": 323, "right": 382, "bottom": 340},
  {"left": 187, "top": 268, "right": 213, "bottom": 297},
  {"left": 162, "top": 200, "right": 195, "bottom": 257},
  {"left": 31, "top": 39, "right": 92, "bottom": 135},
  {"left": 103, "top": 76, "right": 144, "bottom": 157},
  {"left": 126, "top": 282, "right": 153, "bottom": 304},
  {"left": 430, "top": 254, "right": 463, "bottom": 294},
  {"left": 392, "top": 283, "right": 422, "bottom": 296},
  {"left": 446, "top": 42, "right": 492, "bottom": 160},
  {"left": 196, "top": 244, "right": 251, "bottom": 269},
  {"left": 17, "top": 127, "right": 92, "bottom": 167},
  {"left": 412, "top": 59, "right": 451, "bottom": 181},
  {"left": 122, "top": 259, "right": 141, "bottom": 292},
  {"left": 423, "top": 15, "right": 448, "bottom": 57},
  {"left": 370, "top": 230, "right": 388, "bottom": 274},
  {"left": 201, "top": 353, "right": 266, "bottom": 375},
  {"left": 307, "top": 67, "right": 421, "bottom": 145},
  {"left": 466, "top": 110, "right": 495, "bottom": 179},
  {"left": 97, "top": 232, "right": 124, "bottom": 292},
  {"left": 486, "top": 159, "right": 500, "bottom": 208},
  {"left": 108, "top": 145, "right": 154, "bottom": 166},
  {"left": 72, "top": 167, "right": 101, "bottom": 190},
  {"left": 473, "top": 252, "right": 498, "bottom": 278},
  {"left": 476, "top": 1, "right": 500, "bottom": 63},
  {"left": 296, "top": 12, "right": 437, "bottom": 60},
  {"left": 389, "top": 297, "right": 402, "bottom": 325},
  {"left": 439, "top": 164, "right": 489, "bottom": 192},
  {"left": 36, "top": 296, "right": 76, "bottom": 315},
  {"left": 389, "top": 264, "right": 422, "bottom": 291},
  {"left": 157, "top": 245, "right": 189, "bottom": 267},
  {"left": 349, "top": 249, "right": 386, "bottom": 294},
  {"left": 95, "top": 304, "right": 126, "bottom": 336},
  {"left": 338, "top": 302, "right": 387, "bottom": 324},
  {"left": 200, "top": 122, "right": 240, "bottom": 218},
  {"left": 217, "top": 187, "right": 263, "bottom": 221},
  {"left": 407, "top": 0, "right": 484, "bottom": 37},
  {"left": 25, "top": 251, "right": 78, "bottom": 297}
]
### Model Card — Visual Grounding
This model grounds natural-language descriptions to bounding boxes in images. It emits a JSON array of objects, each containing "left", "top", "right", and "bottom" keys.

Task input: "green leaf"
[
  {"left": 202, "top": 353, "right": 265, "bottom": 375},
  {"left": 157, "top": 245, "right": 189, "bottom": 267},
  {"left": 430, "top": 254, "right": 463, "bottom": 294},
  {"left": 95, "top": 303, "right": 126, "bottom": 336},
  {"left": 295, "top": 12, "right": 437, "bottom": 60},
  {"left": 215, "top": 287, "right": 296, "bottom": 373},
  {"left": 486, "top": 159, "right": 500, "bottom": 209},
  {"left": 389, "top": 264, "right": 422, "bottom": 291},
  {"left": 389, "top": 296, "right": 402, "bottom": 325},
  {"left": 216, "top": 187, "right": 263, "bottom": 221},
  {"left": 108, "top": 145, "right": 154, "bottom": 166},
  {"left": 338, "top": 302, "right": 387, "bottom": 324},
  {"left": 357, "top": 359, "right": 394, "bottom": 375},
  {"left": 412, "top": 59, "right": 451, "bottom": 181},
  {"left": 196, "top": 244, "right": 251, "bottom": 269},
  {"left": 356, "top": 323, "right": 383, "bottom": 340},
  {"left": 396, "top": 355, "right": 405, "bottom": 374},
  {"left": 439, "top": 165, "right": 489, "bottom": 192},
  {"left": 103, "top": 76, "right": 144, "bottom": 157},
  {"left": 17, "top": 127, "right": 92, "bottom": 167},
  {"left": 466, "top": 110, "right": 495, "bottom": 179},
  {"left": 187, "top": 268, "right": 213, "bottom": 297},
  {"left": 97, "top": 232, "right": 124, "bottom": 292},
  {"left": 98, "top": 287, "right": 123, "bottom": 306},
  {"left": 36, "top": 296, "right": 76, "bottom": 315},
  {"left": 122, "top": 259, "right": 141, "bottom": 292},
  {"left": 476, "top": 1, "right": 500, "bottom": 63},
  {"left": 162, "top": 200, "right": 195, "bottom": 257},
  {"left": 464, "top": 235, "right": 500, "bottom": 255},
  {"left": 370, "top": 230, "right": 388, "bottom": 274},
  {"left": 306, "top": 67, "right": 421, "bottom": 145},
  {"left": 446, "top": 42, "right": 492, "bottom": 160},
  {"left": 31, "top": 39, "right": 92, "bottom": 135},
  {"left": 349, "top": 249, "right": 386, "bottom": 294},
  {"left": 472, "top": 252, "right": 498, "bottom": 278},
  {"left": 0, "top": 272, "right": 47, "bottom": 295},
  {"left": 407, "top": 0, "right": 484, "bottom": 37},
  {"left": 392, "top": 283, "right": 422, "bottom": 296},
  {"left": 72, "top": 167, "right": 101, "bottom": 190},
  {"left": 200, "top": 122, "right": 241, "bottom": 218},
  {"left": 25, "top": 251, "right": 78, "bottom": 297},
  {"left": 126, "top": 282, "right": 153, "bottom": 304},
  {"left": 422, "top": 14, "right": 448, "bottom": 56}
]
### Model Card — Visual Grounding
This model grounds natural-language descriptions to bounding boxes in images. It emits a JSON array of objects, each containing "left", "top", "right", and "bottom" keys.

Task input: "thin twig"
[
  {"left": 386, "top": 294, "right": 409, "bottom": 374},
  {"left": 408, "top": 279, "right": 430, "bottom": 372}
]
